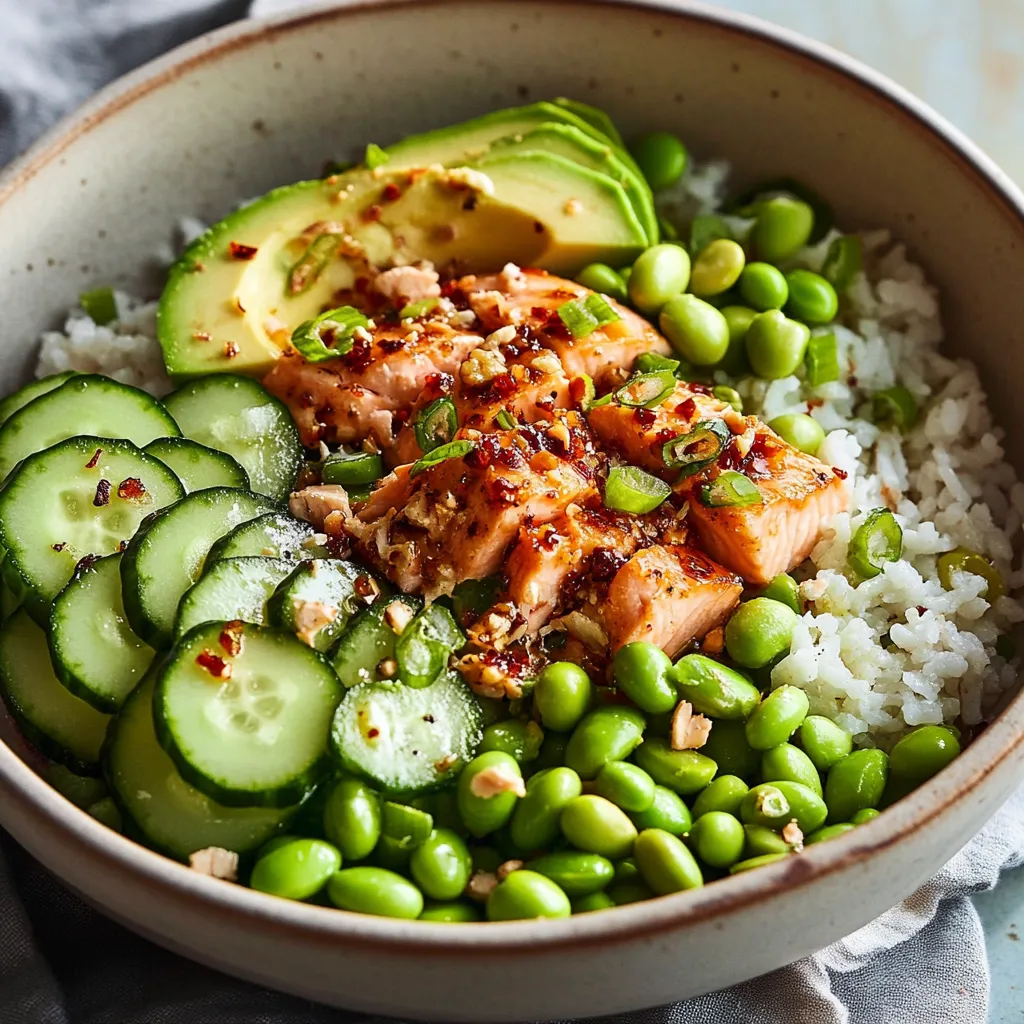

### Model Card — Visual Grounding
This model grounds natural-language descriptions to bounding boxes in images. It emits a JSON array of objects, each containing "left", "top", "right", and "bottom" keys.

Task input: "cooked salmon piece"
[
  {"left": 344, "top": 413, "right": 602, "bottom": 597},
  {"left": 682, "top": 425, "right": 849, "bottom": 584},
  {"left": 263, "top": 318, "right": 483, "bottom": 448},
  {"left": 600, "top": 545, "right": 743, "bottom": 657},
  {"left": 451, "top": 266, "right": 671, "bottom": 390}
]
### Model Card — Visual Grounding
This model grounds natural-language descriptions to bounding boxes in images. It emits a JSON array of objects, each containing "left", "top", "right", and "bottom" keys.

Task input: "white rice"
[{"left": 34, "top": 173, "right": 1024, "bottom": 748}]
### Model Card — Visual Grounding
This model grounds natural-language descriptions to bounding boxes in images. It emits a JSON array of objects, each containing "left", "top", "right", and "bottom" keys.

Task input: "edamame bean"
[
  {"left": 457, "top": 751, "right": 525, "bottom": 838},
  {"left": 629, "top": 784, "right": 693, "bottom": 834},
  {"left": 327, "top": 866, "right": 424, "bottom": 919},
  {"left": 745, "top": 685, "right": 810, "bottom": 750},
  {"left": 257, "top": 834, "right": 300, "bottom": 860},
  {"left": 410, "top": 829, "right": 473, "bottom": 901},
  {"left": 419, "top": 901, "right": 482, "bottom": 923},
  {"left": 613, "top": 857, "right": 640, "bottom": 884},
  {"left": 752, "top": 196, "right": 814, "bottom": 262},
  {"left": 373, "top": 835, "right": 412, "bottom": 872},
  {"left": 576, "top": 263, "right": 628, "bottom": 303},
  {"left": 671, "top": 653, "right": 761, "bottom": 719},
  {"left": 565, "top": 706, "right": 646, "bottom": 780},
  {"left": 486, "top": 869, "right": 571, "bottom": 921},
  {"left": 739, "top": 262, "right": 789, "bottom": 311},
  {"left": 658, "top": 294, "right": 730, "bottom": 366},
  {"left": 572, "top": 891, "right": 616, "bottom": 914},
  {"left": 628, "top": 244, "right": 691, "bottom": 315},
  {"left": 689, "top": 811, "right": 745, "bottom": 869},
  {"left": 825, "top": 749, "right": 888, "bottom": 824},
  {"left": 382, "top": 801, "right": 433, "bottom": 848},
  {"left": 632, "top": 737, "right": 718, "bottom": 795},
  {"left": 718, "top": 305, "right": 756, "bottom": 375},
  {"left": 852, "top": 808, "right": 880, "bottom": 825},
  {"left": 726, "top": 598, "right": 799, "bottom": 670},
  {"left": 534, "top": 662, "right": 592, "bottom": 732},
  {"left": 471, "top": 845, "right": 503, "bottom": 873},
  {"left": 613, "top": 641, "right": 676, "bottom": 713},
  {"left": 743, "top": 823, "right": 793, "bottom": 857},
  {"left": 323, "top": 778, "right": 382, "bottom": 862},
  {"left": 761, "top": 743, "right": 823, "bottom": 796},
  {"left": 560, "top": 795, "right": 638, "bottom": 860},
  {"left": 786, "top": 269, "right": 838, "bottom": 325},
  {"left": 529, "top": 850, "right": 615, "bottom": 897},
  {"left": 741, "top": 780, "right": 828, "bottom": 834},
  {"left": 607, "top": 880, "right": 657, "bottom": 905},
  {"left": 798, "top": 716, "right": 853, "bottom": 771},
  {"left": 889, "top": 726, "right": 961, "bottom": 786},
  {"left": 712, "top": 385, "right": 743, "bottom": 411},
  {"left": 510, "top": 766, "right": 582, "bottom": 851},
  {"left": 689, "top": 239, "right": 746, "bottom": 297},
  {"left": 533, "top": 731, "right": 570, "bottom": 772},
  {"left": 689, "top": 213, "right": 730, "bottom": 255},
  {"left": 744, "top": 310, "right": 810, "bottom": 379},
  {"left": 595, "top": 761, "right": 657, "bottom": 813},
  {"left": 634, "top": 828, "right": 704, "bottom": 893},
  {"left": 480, "top": 719, "right": 544, "bottom": 763},
  {"left": 759, "top": 573, "right": 801, "bottom": 614},
  {"left": 250, "top": 838, "right": 342, "bottom": 901},
  {"left": 768, "top": 413, "right": 825, "bottom": 455},
  {"left": 629, "top": 132, "right": 688, "bottom": 191},
  {"left": 730, "top": 852, "right": 790, "bottom": 874},
  {"left": 692, "top": 775, "right": 750, "bottom": 819},
  {"left": 701, "top": 720, "right": 761, "bottom": 779},
  {"left": 804, "top": 823, "right": 855, "bottom": 846}
]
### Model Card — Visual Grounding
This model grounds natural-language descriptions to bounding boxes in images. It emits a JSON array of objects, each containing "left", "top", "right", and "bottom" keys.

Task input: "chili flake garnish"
[
  {"left": 833, "top": 466, "right": 849, "bottom": 480},
  {"left": 85, "top": 448, "right": 102, "bottom": 469},
  {"left": 196, "top": 649, "right": 232, "bottom": 680},
  {"left": 51, "top": 542, "right": 66, "bottom": 552},
  {"left": 92, "top": 479, "right": 111, "bottom": 507},
  {"left": 224, "top": 341, "right": 240, "bottom": 359},
  {"left": 228, "top": 241, "right": 258, "bottom": 260},
  {"left": 219, "top": 620, "right": 244, "bottom": 657},
  {"left": 75, "top": 554, "right": 99, "bottom": 574},
  {"left": 117, "top": 477, "right": 148, "bottom": 502}
]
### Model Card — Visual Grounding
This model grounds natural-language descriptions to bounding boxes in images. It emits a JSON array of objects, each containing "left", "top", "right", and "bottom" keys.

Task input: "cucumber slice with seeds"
[
  {"left": 144, "top": 437, "right": 249, "bottom": 493},
  {"left": 0, "top": 610, "right": 111, "bottom": 774},
  {"left": 49, "top": 553, "right": 154, "bottom": 713},
  {"left": 0, "top": 375, "right": 180, "bottom": 480},
  {"left": 205, "top": 511, "right": 327, "bottom": 563},
  {"left": 155, "top": 621, "right": 342, "bottom": 806},
  {"left": 330, "top": 669, "right": 483, "bottom": 795},
  {"left": 267, "top": 559, "right": 370, "bottom": 651},
  {"left": 107, "top": 673, "right": 294, "bottom": 859},
  {"left": 0, "top": 371, "right": 78, "bottom": 427},
  {"left": 120, "top": 487, "right": 276, "bottom": 648},
  {"left": 174, "top": 556, "right": 294, "bottom": 640},
  {"left": 162, "top": 375, "right": 303, "bottom": 503},
  {"left": 395, "top": 603, "right": 465, "bottom": 688},
  {"left": 0, "top": 436, "right": 185, "bottom": 623},
  {"left": 331, "top": 594, "right": 421, "bottom": 687}
]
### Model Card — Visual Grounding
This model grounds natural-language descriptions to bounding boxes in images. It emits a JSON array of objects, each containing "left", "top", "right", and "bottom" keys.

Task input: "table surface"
[{"left": 716, "top": 2, "right": 1024, "bottom": 1020}]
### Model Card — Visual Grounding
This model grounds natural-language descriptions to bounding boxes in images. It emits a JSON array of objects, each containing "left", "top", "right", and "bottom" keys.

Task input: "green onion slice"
[
  {"left": 288, "top": 233, "right": 342, "bottom": 295},
  {"left": 322, "top": 451, "right": 384, "bottom": 488},
  {"left": 872, "top": 386, "right": 918, "bottom": 432},
  {"left": 615, "top": 369, "right": 677, "bottom": 409},
  {"left": 712, "top": 385, "right": 743, "bottom": 412},
  {"left": 635, "top": 351, "right": 681, "bottom": 376},
  {"left": 604, "top": 465, "right": 671, "bottom": 514},
  {"left": 414, "top": 397, "right": 458, "bottom": 454},
  {"left": 495, "top": 410, "right": 516, "bottom": 430},
  {"left": 848, "top": 508, "right": 903, "bottom": 579},
  {"left": 806, "top": 333, "right": 840, "bottom": 386},
  {"left": 399, "top": 297, "right": 440, "bottom": 319},
  {"left": 590, "top": 393, "right": 614, "bottom": 408},
  {"left": 574, "top": 373, "right": 596, "bottom": 412},
  {"left": 822, "top": 235, "right": 862, "bottom": 292},
  {"left": 290, "top": 306, "right": 369, "bottom": 363},
  {"left": 937, "top": 548, "right": 1005, "bottom": 600},
  {"left": 409, "top": 439, "right": 476, "bottom": 478},
  {"left": 557, "top": 293, "right": 622, "bottom": 339},
  {"left": 365, "top": 143, "right": 389, "bottom": 170},
  {"left": 700, "top": 470, "right": 762, "bottom": 508},
  {"left": 662, "top": 419, "right": 731, "bottom": 471},
  {"left": 80, "top": 287, "right": 118, "bottom": 326}
]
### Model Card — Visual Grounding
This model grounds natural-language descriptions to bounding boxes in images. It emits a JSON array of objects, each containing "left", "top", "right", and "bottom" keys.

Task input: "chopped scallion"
[
  {"left": 662, "top": 419, "right": 730, "bottom": 471},
  {"left": 805, "top": 333, "right": 840, "bottom": 386},
  {"left": 634, "top": 351, "right": 681, "bottom": 376},
  {"left": 399, "top": 297, "right": 440, "bottom": 319},
  {"left": 414, "top": 397, "right": 458, "bottom": 454},
  {"left": 700, "top": 471, "right": 762, "bottom": 508},
  {"left": 590, "top": 392, "right": 614, "bottom": 408},
  {"left": 365, "top": 143, "right": 389, "bottom": 170},
  {"left": 288, "top": 233, "right": 342, "bottom": 295},
  {"left": 603, "top": 465, "right": 671, "bottom": 514},
  {"left": 80, "top": 287, "right": 117, "bottom": 326},
  {"left": 821, "top": 235, "right": 862, "bottom": 291},
  {"left": 557, "top": 293, "right": 622, "bottom": 339},
  {"left": 409, "top": 439, "right": 476, "bottom": 478},
  {"left": 495, "top": 410, "right": 517, "bottom": 430},
  {"left": 290, "top": 306, "right": 369, "bottom": 363},
  {"left": 937, "top": 548, "right": 1005, "bottom": 600},
  {"left": 872, "top": 386, "right": 918, "bottom": 432},
  {"left": 615, "top": 369, "right": 677, "bottom": 408},
  {"left": 848, "top": 508, "right": 903, "bottom": 579},
  {"left": 573, "top": 373, "right": 596, "bottom": 412},
  {"left": 584, "top": 292, "right": 621, "bottom": 327},
  {"left": 322, "top": 450, "right": 384, "bottom": 488},
  {"left": 712, "top": 385, "right": 743, "bottom": 412}
]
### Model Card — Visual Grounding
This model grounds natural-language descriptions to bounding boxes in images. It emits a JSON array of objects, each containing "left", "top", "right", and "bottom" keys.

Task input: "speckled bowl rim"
[{"left": 1, "top": 0, "right": 1023, "bottom": 955}]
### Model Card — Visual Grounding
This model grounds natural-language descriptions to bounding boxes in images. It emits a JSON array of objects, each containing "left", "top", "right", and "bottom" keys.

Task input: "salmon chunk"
[
  {"left": 600, "top": 545, "right": 743, "bottom": 657},
  {"left": 345, "top": 413, "right": 602, "bottom": 597},
  {"left": 452, "top": 267, "right": 671, "bottom": 389},
  {"left": 683, "top": 426, "right": 849, "bottom": 584}
]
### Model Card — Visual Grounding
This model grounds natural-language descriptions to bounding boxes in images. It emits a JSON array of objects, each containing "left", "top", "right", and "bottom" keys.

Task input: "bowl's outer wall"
[{"left": 1, "top": 2, "right": 1024, "bottom": 1020}]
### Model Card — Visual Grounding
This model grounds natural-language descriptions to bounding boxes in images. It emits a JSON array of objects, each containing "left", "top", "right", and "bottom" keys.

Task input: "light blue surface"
[{"left": 975, "top": 866, "right": 1024, "bottom": 1024}]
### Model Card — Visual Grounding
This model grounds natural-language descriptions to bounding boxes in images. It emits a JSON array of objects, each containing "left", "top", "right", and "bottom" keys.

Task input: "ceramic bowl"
[{"left": 1, "top": 1, "right": 1023, "bottom": 1019}]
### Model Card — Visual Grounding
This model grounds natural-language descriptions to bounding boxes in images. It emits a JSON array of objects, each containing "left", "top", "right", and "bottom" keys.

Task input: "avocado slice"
[{"left": 553, "top": 97, "right": 626, "bottom": 148}]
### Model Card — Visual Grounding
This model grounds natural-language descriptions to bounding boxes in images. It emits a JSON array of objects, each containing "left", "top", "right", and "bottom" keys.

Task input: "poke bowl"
[{"left": 0, "top": 0, "right": 1023, "bottom": 1019}]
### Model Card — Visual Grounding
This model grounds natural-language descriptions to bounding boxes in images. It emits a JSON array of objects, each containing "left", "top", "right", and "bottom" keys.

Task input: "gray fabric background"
[{"left": 1, "top": 2, "right": 1023, "bottom": 1022}]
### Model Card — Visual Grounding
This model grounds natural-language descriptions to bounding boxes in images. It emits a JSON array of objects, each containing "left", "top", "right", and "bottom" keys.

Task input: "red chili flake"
[
  {"left": 633, "top": 408, "right": 656, "bottom": 427},
  {"left": 118, "top": 540, "right": 128, "bottom": 552},
  {"left": 362, "top": 204, "right": 383, "bottom": 223},
  {"left": 464, "top": 445, "right": 492, "bottom": 470},
  {"left": 847, "top": 375, "right": 858, "bottom": 388},
  {"left": 224, "top": 341, "right": 240, "bottom": 359},
  {"left": 688, "top": 382, "right": 712, "bottom": 395},
  {"left": 675, "top": 398, "right": 697, "bottom": 420},
  {"left": 92, "top": 479, "right": 111, "bottom": 507},
  {"left": 381, "top": 183, "right": 401, "bottom": 202},
  {"left": 192, "top": 330, "right": 212, "bottom": 342},
  {"left": 462, "top": 194, "right": 478, "bottom": 212},
  {"left": 196, "top": 649, "right": 232, "bottom": 680},
  {"left": 75, "top": 554, "right": 98, "bottom": 573},
  {"left": 590, "top": 546, "right": 629, "bottom": 582},
  {"left": 228, "top": 241, "right": 258, "bottom": 260},
  {"left": 218, "top": 620, "right": 244, "bottom": 657},
  {"left": 85, "top": 448, "right": 102, "bottom": 469},
  {"left": 51, "top": 542, "right": 66, "bottom": 552},
  {"left": 354, "top": 276, "right": 370, "bottom": 294},
  {"left": 378, "top": 337, "right": 406, "bottom": 354},
  {"left": 833, "top": 466, "right": 849, "bottom": 480},
  {"left": 187, "top": 261, "right": 205, "bottom": 274},
  {"left": 367, "top": 727, "right": 381, "bottom": 739},
  {"left": 117, "top": 477, "right": 148, "bottom": 502},
  {"left": 533, "top": 221, "right": 545, "bottom": 234}
]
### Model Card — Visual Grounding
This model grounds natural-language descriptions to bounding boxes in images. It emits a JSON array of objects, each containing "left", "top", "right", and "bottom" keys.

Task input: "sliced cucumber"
[
  {"left": 0, "top": 371, "right": 78, "bottom": 427},
  {"left": 0, "top": 610, "right": 111, "bottom": 774},
  {"left": 395, "top": 603, "right": 465, "bottom": 688},
  {"left": 330, "top": 670, "right": 483, "bottom": 794},
  {"left": 0, "top": 375, "right": 180, "bottom": 480},
  {"left": 49, "top": 553, "right": 154, "bottom": 713},
  {"left": 44, "top": 760, "right": 108, "bottom": 809},
  {"left": 155, "top": 621, "right": 342, "bottom": 806},
  {"left": 107, "top": 673, "right": 294, "bottom": 859},
  {"left": 0, "top": 436, "right": 185, "bottom": 623},
  {"left": 120, "top": 487, "right": 276, "bottom": 648},
  {"left": 331, "top": 594, "right": 421, "bottom": 688},
  {"left": 144, "top": 437, "right": 249, "bottom": 493},
  {"left": 174, "top": 556, "right": 294, "bottom": 640},
  {"left": 267, "top": 559, "right": 369, "bottom": 652},
  {"left": 162, "top": 375, "right": 303, "bottom": 503},
  {"left": 205, "top": 511, "right": 327, "bottom": 564}
]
